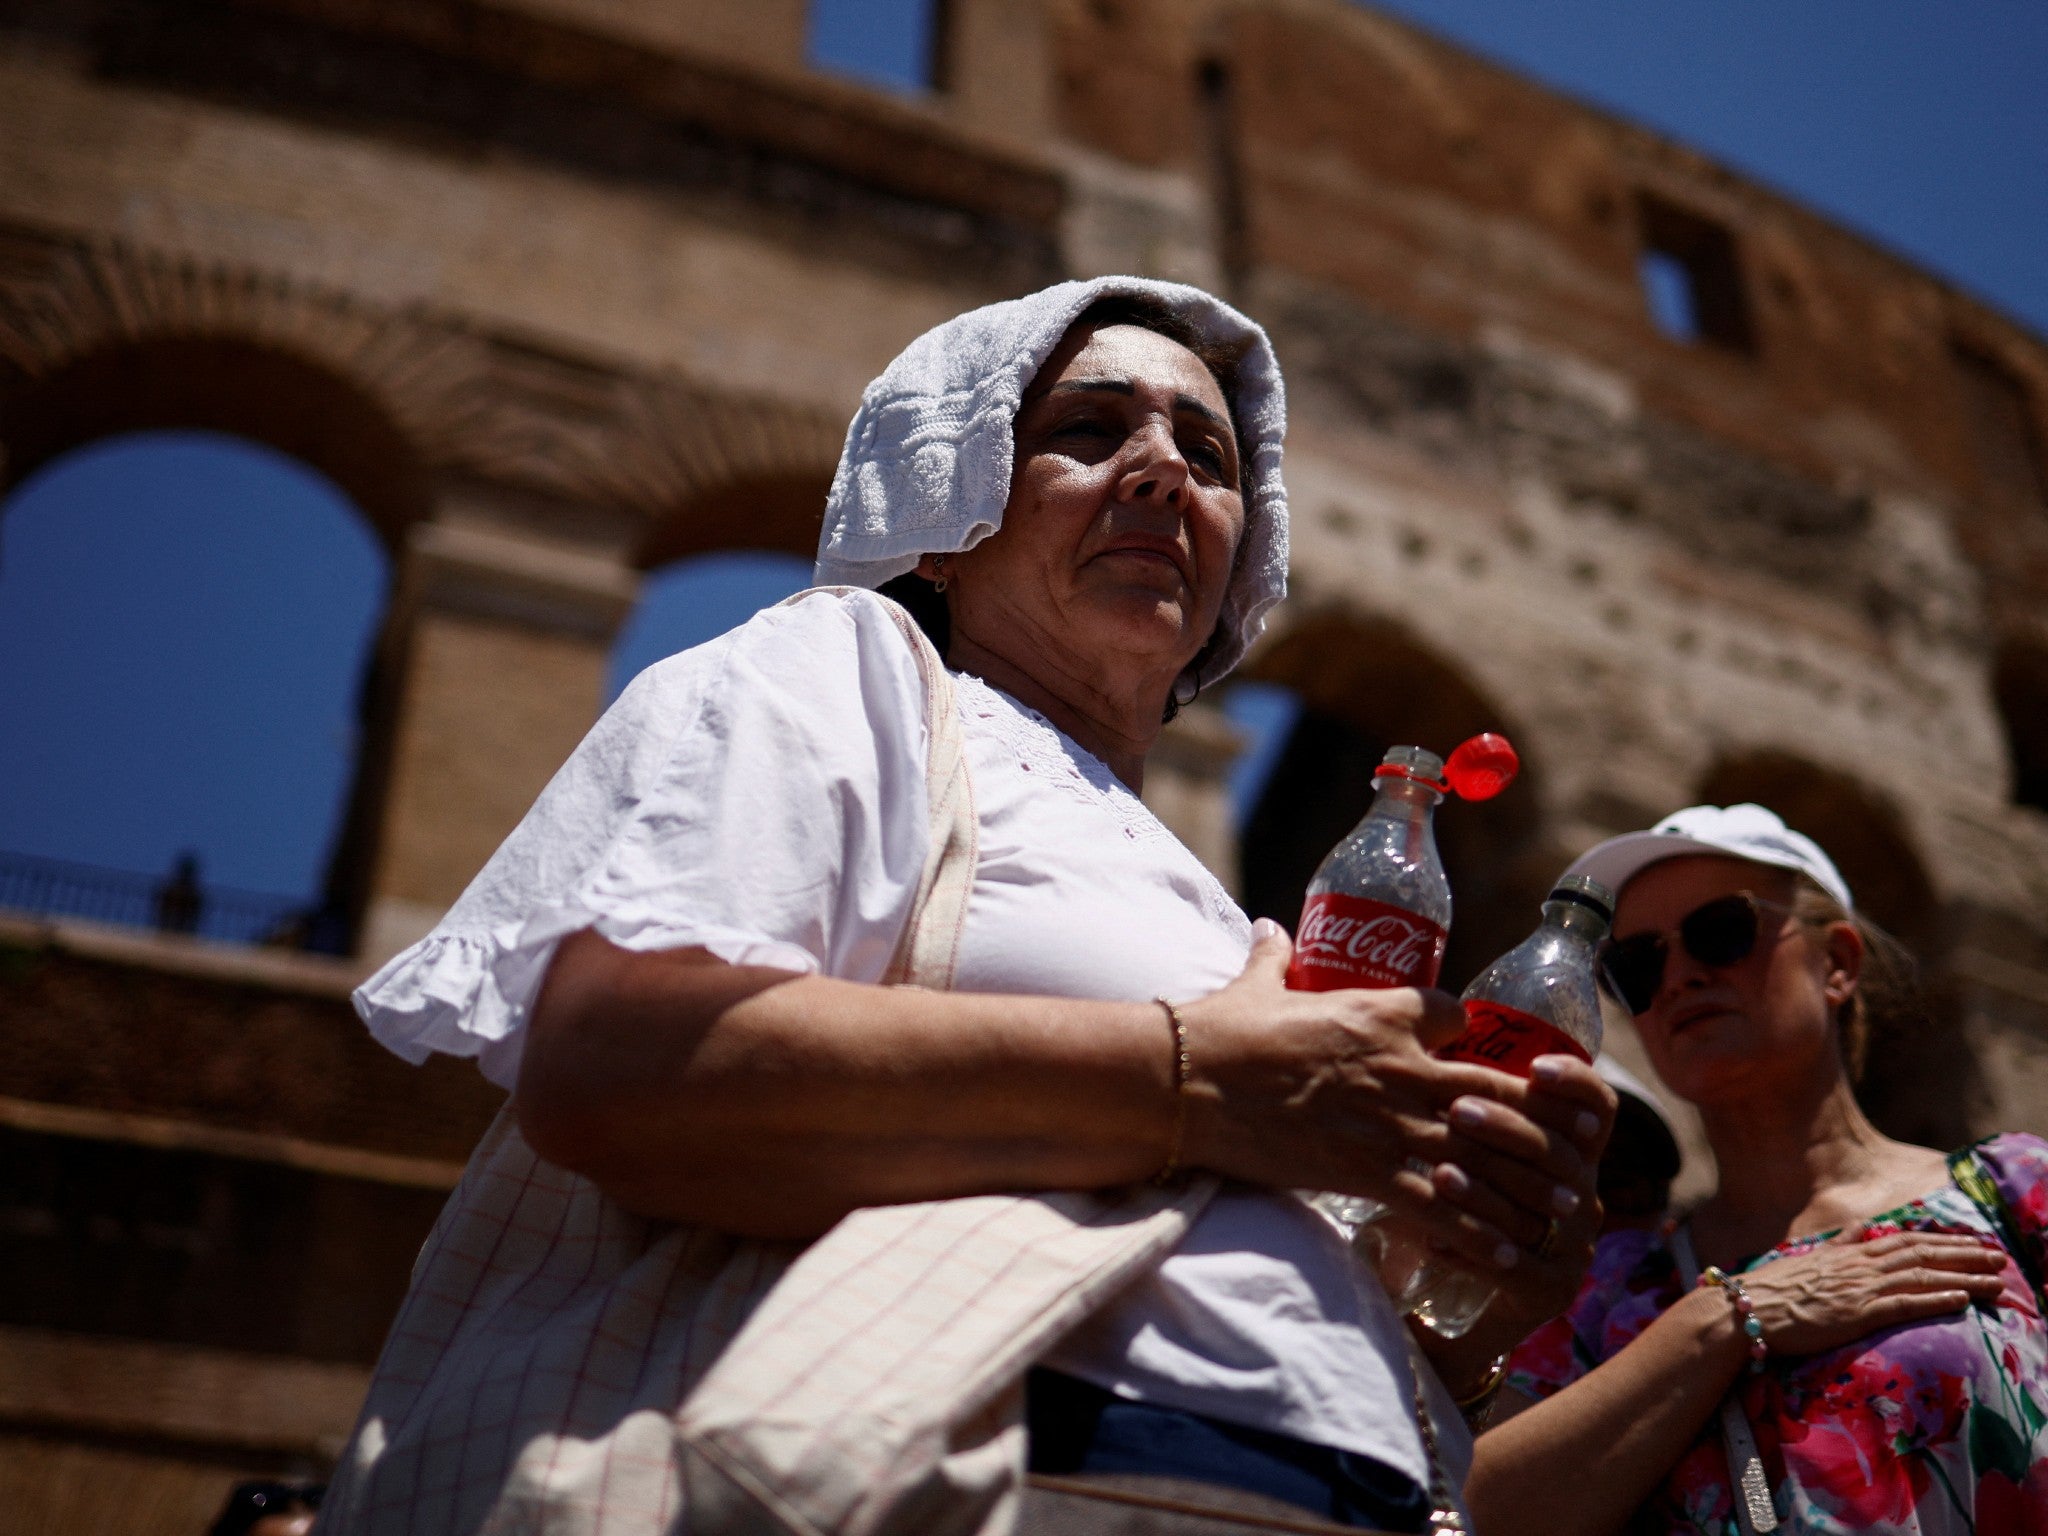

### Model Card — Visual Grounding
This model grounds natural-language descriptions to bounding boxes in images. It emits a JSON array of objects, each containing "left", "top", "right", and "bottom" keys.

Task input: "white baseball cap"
[{"left": 1563, "top": 803, "right": 1853, "bottom": 912}]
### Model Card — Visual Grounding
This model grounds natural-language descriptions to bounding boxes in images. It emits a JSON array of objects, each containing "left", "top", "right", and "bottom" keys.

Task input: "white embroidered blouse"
[{"left": 354, "top": 587, "right": 1429, "bottom": 1484}]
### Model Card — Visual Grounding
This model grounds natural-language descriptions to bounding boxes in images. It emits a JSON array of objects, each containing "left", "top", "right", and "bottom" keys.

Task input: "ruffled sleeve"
[{"left": 351, "top": 589, "right": 934, "bottom": 1089}]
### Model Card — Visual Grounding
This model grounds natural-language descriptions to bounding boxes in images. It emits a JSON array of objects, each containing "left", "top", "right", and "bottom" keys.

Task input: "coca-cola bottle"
[
  {"left": 1403, "top": 873, "right": 1615, "bottom": 1339},
  {"left": 1286, "top": 744, "right": 1453, "bottom": 994},
  {"left": 1290, "top": 746, "right": 1453, "bottom": 1238}
]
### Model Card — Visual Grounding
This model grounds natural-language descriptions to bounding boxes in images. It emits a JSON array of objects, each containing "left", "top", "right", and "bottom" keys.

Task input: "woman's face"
[
  {"left": 938, "top": 321, "right": 1245, "bottom": 695},
  {"left": 1611, "top": 855, "right": 1857, "bottom": 1107}
]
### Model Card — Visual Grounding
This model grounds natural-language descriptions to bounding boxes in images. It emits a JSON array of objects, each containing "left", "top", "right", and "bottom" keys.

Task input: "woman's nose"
[
  {"left": 1657, "top": 938, "right": 1716, "bottom": 1002},
  {"left": 1117, "top": 424, "right": 1189, "bottom": 506}
]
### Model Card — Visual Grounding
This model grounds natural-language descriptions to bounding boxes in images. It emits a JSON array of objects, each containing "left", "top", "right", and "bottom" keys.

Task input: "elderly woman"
[
  {"left": 319, "top": 279, "right": 1611, "bottom": 1534},
  {"left": 1469, "top": 805, "right": 2048, "bottom": 1536}
]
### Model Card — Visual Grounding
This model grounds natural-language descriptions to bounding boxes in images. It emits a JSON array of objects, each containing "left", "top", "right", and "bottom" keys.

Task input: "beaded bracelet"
[
  {"left": 1151, "top": 998, "right": 1191, "bottom": 1186},
  {"left": 1699, "top": 1265, "right": 1768, "bottom": 1373}
]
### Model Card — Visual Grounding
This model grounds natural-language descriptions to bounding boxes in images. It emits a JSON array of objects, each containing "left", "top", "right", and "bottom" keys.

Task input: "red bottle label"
[
  {"left": 1287, "top": 893, "right": 1447, "bottom": 991},
  {"left": 1439, "top": 999, "right": 1593, "bottom": 1076}
]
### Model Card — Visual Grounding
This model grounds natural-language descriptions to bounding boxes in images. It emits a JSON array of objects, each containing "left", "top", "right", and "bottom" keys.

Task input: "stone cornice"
[
  {"left": 238, "top": 0, "right": 1065, "bottom": 229},
  {"left": 12, "top": 0, "right": 1064, "bottom": 280}
]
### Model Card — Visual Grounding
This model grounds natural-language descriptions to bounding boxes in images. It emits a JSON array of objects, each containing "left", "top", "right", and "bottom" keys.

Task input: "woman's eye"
[
  {"left": 1052, "top": 417, "right": 1114, "bottom": 440},
  {"left": 1038, "top": 417, "right": 1124, "bottom": 459}
]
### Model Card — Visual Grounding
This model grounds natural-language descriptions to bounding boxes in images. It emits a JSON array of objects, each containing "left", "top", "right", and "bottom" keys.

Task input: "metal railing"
[{"left": 0, "top": 851, "right": 347, "bottom": 952}]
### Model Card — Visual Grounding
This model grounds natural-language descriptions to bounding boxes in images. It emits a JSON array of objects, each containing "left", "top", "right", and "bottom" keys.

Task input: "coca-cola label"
[
  {"left": 1439, "top": 999, "right": 1592, "bottom": 1076},
  {"left": 1287, "top": 894, "right": 1447, "bottom": 991}
]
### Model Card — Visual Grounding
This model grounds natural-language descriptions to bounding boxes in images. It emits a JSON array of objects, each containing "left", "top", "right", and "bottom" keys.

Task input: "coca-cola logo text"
[{"left": 1297, "top": 905, "right": 1436, "bottom": 978}]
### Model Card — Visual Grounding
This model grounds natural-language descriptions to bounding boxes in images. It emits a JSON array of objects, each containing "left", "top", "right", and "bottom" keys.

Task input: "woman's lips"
[
  {"left": 1667, "top": 999, "right": 1735, "bottom": 1034},
  {"left": 1094, "top": 542, "right": 1190, "bottom": 584}
]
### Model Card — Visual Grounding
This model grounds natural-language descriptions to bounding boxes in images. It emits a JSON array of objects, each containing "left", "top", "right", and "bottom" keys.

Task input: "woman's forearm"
[
  {"left": 513, "top": 930, "right": 1176, "bottom": 1236},
  {"left": 1466, "top": 1289, "right": 1751, "bottom": 1536}
]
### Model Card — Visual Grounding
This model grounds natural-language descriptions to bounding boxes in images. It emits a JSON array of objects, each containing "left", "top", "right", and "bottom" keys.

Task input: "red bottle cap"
[{"left": 1443, "top": 733, "right": 1519, "bottom": 801}]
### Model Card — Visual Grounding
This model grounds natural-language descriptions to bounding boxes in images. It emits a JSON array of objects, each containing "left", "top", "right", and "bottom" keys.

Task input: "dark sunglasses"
[{"left": 1601, "top": 892, "right": 1795, "bottom": 1016}]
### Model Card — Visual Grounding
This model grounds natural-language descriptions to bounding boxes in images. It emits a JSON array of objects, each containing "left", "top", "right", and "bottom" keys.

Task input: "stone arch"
[
  {"left": 0, "top": 224, "right": 847, "bottom": 551},
  {"left": 1693, "top": 751, "right": 1966, "bottom": 1144},
  {"left": 611, "top": 436, "right": 844, "bottom": 702},
  {"left": 0, "top": 233, "right": 450, "bottom": 956},
  {"left": 0, "top": 432, "right": 388, "bottom": 950},
  {"left": 1992, "top": 639, "right": 2048, "bottom": 815},
  {"left": 1234, "top": 607, "right": 1550, "bottom": 988},
  {"left": 1, "top": 337, "right": 435, "bottom": 546},
  {"left": 0, "top": 225, "right": 849, "bottom": 957},
  {"left": 631, "top": 465, "right": 839, "bottom": 571},
  {"left": 0, "top": 229, "right": 448, "bottom": 542}
]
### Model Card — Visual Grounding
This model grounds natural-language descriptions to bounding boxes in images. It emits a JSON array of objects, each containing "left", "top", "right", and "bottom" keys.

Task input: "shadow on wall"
[{"left": 1993, "top": 640, "right": 2048, "bottom": 815}]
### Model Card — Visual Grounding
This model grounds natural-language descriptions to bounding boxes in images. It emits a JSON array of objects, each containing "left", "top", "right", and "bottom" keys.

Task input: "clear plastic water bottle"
[{"left": 1404, "top": 874, "right": 1615, "bottom": 1339}]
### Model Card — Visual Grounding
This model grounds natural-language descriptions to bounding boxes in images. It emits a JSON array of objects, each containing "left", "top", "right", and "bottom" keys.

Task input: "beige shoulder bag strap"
[
  {"left": 871, "top": 593, "right": 977, "bottom": 991},
  {"left": 680, "top": 588, "right": 1216, "bottom": 1536},
  {"left": 1669, "top": 1223, "right": 1779, "bottom": 1535}
]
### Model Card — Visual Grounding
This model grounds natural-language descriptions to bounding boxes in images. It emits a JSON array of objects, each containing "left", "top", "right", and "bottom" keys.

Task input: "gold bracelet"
[
  {"left": 1151, "top": 997, "right": 1191, "bottom": 1186},
  {"left": 1454, "top": 1351, "right": 1511, "bottom": 1426}
]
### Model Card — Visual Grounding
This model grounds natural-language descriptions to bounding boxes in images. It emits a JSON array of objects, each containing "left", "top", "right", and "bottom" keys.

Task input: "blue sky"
[
  {"left": 1, "top": 3, "right": 2042, "bottom": 916},
  {"left": 0, "top": 436, "right": 385, "bottom": 895},
  {"left": 1356, "top": 1, "right": 2048, "bottom": 336},
  {"left": 811, "top": 0, "right": 2046, "bottom": 335}
]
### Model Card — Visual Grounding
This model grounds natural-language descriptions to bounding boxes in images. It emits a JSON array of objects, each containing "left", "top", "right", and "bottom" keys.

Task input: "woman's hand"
[
  {"left": 1737, "top": 1228, "right": 2009, "bottom": 1356},
  {"left": 1179, "top": 922, "right": 1602, "bottom": 1275},
  {"left": 1416, "top": 1055, "right": 1615, "bottom": 1352}
]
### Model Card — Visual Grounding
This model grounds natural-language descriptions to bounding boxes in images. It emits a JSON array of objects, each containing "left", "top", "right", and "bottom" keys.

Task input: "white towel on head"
[{"left": 813, "top": 275, "right": 1289, "bottom": 688}]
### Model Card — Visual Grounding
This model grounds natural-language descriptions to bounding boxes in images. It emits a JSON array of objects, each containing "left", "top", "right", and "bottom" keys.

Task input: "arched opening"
[
  {"left": 0, "top": 431, "right": 386, "bottom": 951},
  {"left": 1992, "top": 641, "right": 2048, "bottom": 815},
  {"left": 1694, "top": 754, "right": 1934, "bottom": 949},
  {"left": 1694, "top": 752, "right": 1964, "bottom": 1143},
  {"left": 1232, "top": 612, "right": 1548, "bottom": 990},
  {"left": 808, "top": 0, "right": 951, "bottom": 92},
  {"left": 613, "top": 466, "right": 836, "bottom": 696},
  {"left": 633, "top": 469, "right": 833, "bottom": 575},
  {"left": 609, "top": 549, "right": 816, "bottom": 701},
  {"left": 1, "top": 336, "right": 435, "bottom": 954},
  {"left": 1, "top": 337, "right": 431, "bottom": 549}
]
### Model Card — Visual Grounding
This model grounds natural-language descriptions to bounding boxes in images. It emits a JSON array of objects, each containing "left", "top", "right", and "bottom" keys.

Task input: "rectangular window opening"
[
  {"left": 1952, "top": 340, "right": 2048, "bottom": 512},
  {"left": 1638, "top": 249, "right": 1699, "bottom": 342},
  {"left": 1635, "top": 192, "right": 1755, "bottom": 355},
  {"left": 807, "top": 0, "right": 949, "bottom": 94}
]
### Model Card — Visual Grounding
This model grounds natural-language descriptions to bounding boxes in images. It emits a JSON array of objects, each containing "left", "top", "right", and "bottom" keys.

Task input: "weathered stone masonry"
[{"left": 3, "top": 2, "right": 2046, "bottom": 1526}]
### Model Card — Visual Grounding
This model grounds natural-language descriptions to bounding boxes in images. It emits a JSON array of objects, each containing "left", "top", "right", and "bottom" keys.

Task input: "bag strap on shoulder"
[{"left": 776, "top": 586, "right": 977, "bottom": 991}]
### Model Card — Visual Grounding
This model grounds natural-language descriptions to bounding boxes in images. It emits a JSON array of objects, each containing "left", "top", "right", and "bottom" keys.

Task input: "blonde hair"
[{"left": 1787, "top": 878, "right": 1926, "bottom": 1085}]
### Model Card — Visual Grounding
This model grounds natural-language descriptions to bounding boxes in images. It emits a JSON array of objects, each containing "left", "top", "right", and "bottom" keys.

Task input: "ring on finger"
[{"left": 1532, "top": 1215, "right": 1563, "bottom": 1261}]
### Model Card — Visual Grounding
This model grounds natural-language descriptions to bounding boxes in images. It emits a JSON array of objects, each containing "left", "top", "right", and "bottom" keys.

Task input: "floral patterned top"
[{"left": 1505, "top": 1133, "right": 2048, "bottom": 1535}]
